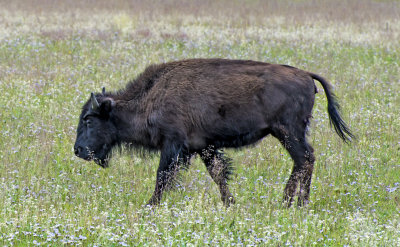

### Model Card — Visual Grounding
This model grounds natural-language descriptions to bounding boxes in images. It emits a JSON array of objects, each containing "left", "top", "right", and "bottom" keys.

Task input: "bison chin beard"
[{"left": 94, "top": 156, "right": 110, "bottom": 168}]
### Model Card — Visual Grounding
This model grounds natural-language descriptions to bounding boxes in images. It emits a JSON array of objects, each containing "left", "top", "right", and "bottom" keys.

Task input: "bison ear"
[{"left": 99, "top": 98, "right": 114, "bottom": 115}]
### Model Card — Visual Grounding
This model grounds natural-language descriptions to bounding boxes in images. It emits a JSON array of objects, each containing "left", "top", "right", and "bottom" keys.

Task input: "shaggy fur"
[{"left": 74, "top": 58, "right": 354, "bottom": 207}]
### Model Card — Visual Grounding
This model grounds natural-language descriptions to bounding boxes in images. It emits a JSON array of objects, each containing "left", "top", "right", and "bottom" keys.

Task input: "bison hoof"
[
  {"left": 282, "top": 196, "right": 294, "bottom": 208},
  {"left": 297, "top": 198, "right": 309, "bottom": 207},
  {"left": 146, "top": 196, "right": 161, "bottom": 207},
  {"left": 223, "top": 195, "right": 235, "bottom": 207}
]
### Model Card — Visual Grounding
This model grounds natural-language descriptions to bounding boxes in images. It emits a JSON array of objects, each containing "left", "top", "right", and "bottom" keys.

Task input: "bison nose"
[{"left": 74, "top": 146, "right": 83, "bottom": 156}]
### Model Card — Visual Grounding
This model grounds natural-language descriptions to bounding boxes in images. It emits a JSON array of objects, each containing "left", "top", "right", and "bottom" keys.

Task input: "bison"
[{"left": 74, "top": 58, "right": 353, "bottom": 207}]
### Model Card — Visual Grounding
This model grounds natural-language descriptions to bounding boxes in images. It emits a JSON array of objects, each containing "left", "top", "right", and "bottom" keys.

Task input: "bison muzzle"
[{"left": 74, "top": 58, "right": 353, "bottom": 207}]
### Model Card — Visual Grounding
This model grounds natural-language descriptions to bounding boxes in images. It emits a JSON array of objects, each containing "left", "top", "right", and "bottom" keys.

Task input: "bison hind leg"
[
  {"left": 200, "top": 146, "right": 235, "bottom": 206},
  {"left": 272, "top": 125, "right": 315, "bottom": 207}
]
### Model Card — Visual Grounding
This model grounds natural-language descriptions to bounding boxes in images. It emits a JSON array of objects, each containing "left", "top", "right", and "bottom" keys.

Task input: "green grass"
[{"left": 1, "top": 1, "right": 399, "bottom": 246}]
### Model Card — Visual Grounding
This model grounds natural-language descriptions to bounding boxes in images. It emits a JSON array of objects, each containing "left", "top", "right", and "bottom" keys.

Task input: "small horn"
[
  {"left": 91, "top": 92, "right": 99, "bottom": 111},
  {"left": 102, "top": 87, "right": 106, "bottom": 95}
]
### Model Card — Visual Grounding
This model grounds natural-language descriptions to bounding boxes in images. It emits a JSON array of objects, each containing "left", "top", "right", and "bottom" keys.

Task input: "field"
[{"left": 1, "top": 0, "right": 399, "bottom": 245}]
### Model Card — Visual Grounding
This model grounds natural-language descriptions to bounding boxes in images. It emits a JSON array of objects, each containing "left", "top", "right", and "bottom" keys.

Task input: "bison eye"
[{"left": 85, "top": 119, "right": 92, "bottom": 127}]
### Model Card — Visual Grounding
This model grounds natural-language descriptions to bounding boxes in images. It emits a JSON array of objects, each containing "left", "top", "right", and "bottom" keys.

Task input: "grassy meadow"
[{"left": 0, "top": 0, "right": 399, "bottom": 245}]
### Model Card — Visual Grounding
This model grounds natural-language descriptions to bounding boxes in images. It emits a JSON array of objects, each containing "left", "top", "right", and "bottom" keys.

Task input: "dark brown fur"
[{"left": 74, "top": 58, "right": 353, "bottom": 207}]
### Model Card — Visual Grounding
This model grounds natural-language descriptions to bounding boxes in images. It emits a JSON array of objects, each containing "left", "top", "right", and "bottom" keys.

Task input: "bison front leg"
[
  {"left": 200, "top": 147, "right": 235, "bottom": 207},
  {"left": 147, "top": 140, "right": 189, "bottom": 206}
]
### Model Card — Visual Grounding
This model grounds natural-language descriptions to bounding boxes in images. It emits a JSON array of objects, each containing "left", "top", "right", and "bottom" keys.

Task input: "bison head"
[{"left": 74, "top": 89, "right": 117, "bottom": 168}]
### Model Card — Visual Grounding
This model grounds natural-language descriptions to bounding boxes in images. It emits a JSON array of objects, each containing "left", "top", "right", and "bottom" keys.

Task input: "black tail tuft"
[
  {"left": 311, "top": 73, "right": 355, "bottom": 143},
  {"left": 327, "top": 95, "right": 355, "bottom": 143}
]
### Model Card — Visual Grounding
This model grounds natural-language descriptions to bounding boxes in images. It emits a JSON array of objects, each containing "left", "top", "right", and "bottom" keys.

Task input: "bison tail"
[{"left": 310, "top": 73, "right": 355, "bottom": 143}]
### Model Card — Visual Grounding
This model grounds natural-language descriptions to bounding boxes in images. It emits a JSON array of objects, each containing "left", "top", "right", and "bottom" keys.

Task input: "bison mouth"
[
  {"left": 91, "top": 145, "right": 112, "bottom": 168},
  {"left": 74, "top": 144, "right": 112, "bottom": 168}
]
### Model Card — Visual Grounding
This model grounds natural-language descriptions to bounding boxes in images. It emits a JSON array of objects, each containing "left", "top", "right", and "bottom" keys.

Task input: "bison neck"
[{"left": 112, "top": 107, "right": 161, "bottom": 151}]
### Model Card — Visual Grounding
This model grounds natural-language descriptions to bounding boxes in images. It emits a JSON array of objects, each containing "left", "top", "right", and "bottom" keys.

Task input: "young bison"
[{"left": 74, "top": 58, "right": 353, "bottom": 207}]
